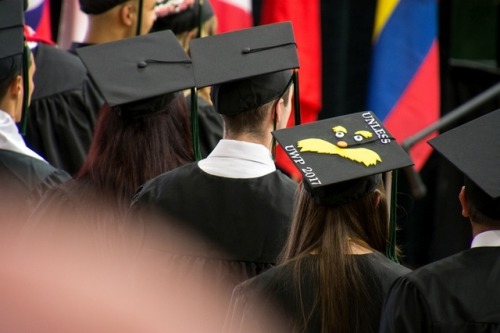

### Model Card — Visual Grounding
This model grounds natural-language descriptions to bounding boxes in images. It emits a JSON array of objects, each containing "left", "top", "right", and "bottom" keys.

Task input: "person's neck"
[
  {"left": 84, "top": 17, "right": 130, "bottom": 44},
  {"left": 471, "top": 221, "right": 500, "bottom": 238},
  {"left": 225, "top": 131, "right": 273, "bottom": 151}
]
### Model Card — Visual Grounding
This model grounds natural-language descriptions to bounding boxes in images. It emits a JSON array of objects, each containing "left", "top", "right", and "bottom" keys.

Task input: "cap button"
[
  {"left": 137, "top": 61, "right": 148, "bottom": 68},
  {"left": 242, "top": 47, "right": 251, "bottom": 54}
]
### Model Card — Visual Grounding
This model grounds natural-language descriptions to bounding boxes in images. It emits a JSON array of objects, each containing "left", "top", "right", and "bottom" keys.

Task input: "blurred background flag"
[
  {"left": 368, "top": 0, "right": 440, "bottom": 171},
  {"left": 25, "top": 0, "right": 54, "bottom": 44},
  {"left": 259, "top": 0, "right": 322, "bottom": 179},
  {"left": 211, "top": 0, "right": 253, "bottom": 33}
]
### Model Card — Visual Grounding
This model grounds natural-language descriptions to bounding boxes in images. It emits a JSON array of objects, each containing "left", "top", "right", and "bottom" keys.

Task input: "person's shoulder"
[{"left": 132, "top": 162, "right": 199, "bottom": 203}]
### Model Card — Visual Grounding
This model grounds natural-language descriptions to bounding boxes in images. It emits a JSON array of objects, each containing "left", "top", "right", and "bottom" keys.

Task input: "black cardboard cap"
[
  {"left": 189, "top": 22, "right": 298, "bottom": 88},
  {"left": 273, "top": 111, "right": 413, "bottom": 205},
  {"left": 79, "top": 0, "right": 129, "bottom": 14},
  {"left": 0, "top": 0, "right": 25, "bottom": 81},
  {"left": 151, "top": 0, "right": 215, "bottom": 34},
  {"left": 76, "top": 30, "right": 196, "bottom": 108},
  {"left": 428, "top": 109, "right": 500, "bottom": 218}
]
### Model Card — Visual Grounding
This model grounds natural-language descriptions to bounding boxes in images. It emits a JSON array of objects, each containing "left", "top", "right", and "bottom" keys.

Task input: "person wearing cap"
[
  {"left": 71, "top": 0, "right": 157, "bottom": 51},
  {"left": 33, "top": 30, "right": 195, "bottom": 222},
  {"left": 150, "top": 0, "right": 223, "bottom": 158},
  {"left": 132, "top": 23, "right": 299, "bottom": 303},
  {"left": 225, "top": 111, "right": 413, "bottom": 333},
  {"left": 0, "top": 0, "right": 69, "bottom": 224},
  {"left": 379, "top": 109, "right": 500, "bottom": 333}
]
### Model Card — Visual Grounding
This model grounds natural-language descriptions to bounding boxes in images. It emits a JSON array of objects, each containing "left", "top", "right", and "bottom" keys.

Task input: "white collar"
[
  {"left": 0, "top": 110, "right": 46, "bottom": 162},
  {"left": 471, "top": 230, "right": 500, "bottom": 248},
  {"left": 198, "top": 139, "right": 276, "bottom": 178}
]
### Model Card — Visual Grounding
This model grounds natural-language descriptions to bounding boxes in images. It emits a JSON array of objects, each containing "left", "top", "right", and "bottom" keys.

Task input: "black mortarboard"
[
  {"left": 79, "top": 0, "right": 130, "bottom": 14},
  {"left": 428, "top": 109, "right": 500, "bottom": 219},
  {"left": 0, "top": 0, "right": 25, "bottom": 83},
  {"left": 189, "top": 22, "right": 299, "bottom": 116},
  {"left": 76, "top": 30, "right": 196, "bottom": 117},
  {"left": 273, "top": 111, "right": 413, "bottom": 206},
  {"left": 151, "top": 0, "right": 214, "bottom": 35}
]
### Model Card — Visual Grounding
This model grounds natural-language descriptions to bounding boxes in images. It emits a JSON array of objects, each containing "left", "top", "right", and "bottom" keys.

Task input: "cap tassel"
[
  {"left": 191, "top": 88, "right": 201, "bottom": 160},
  {"left": 293, "top": 70, "right": 301, "bottom": 126},
  {"left": 20, "top": 44, "right": 30, "bottom": 136},
  {"left": 136, "top": 0, "right": 144, "bottom": 36},
  {"left": 196, "top": 0, "right": 204, "bottom": 38},
  {"left": 386, "top": 170, "right": 399, "bottom": 263}
]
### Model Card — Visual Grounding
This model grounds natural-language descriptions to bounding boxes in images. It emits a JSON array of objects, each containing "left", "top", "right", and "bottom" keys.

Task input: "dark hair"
[
  {"left": 465, "top": 185, "right": 500, "bottom": 227},
  {"left": 221, "top": 84, "right": 293, "bottom": 135},
  {"left": 280, "top": 181, "right": 389, "bottom": 333},
  {"left": 0, "top": 55, "right": 23, "bottom": 99},
  {"left": 76, "top": 93, "right": 194, "bottom": 209}
]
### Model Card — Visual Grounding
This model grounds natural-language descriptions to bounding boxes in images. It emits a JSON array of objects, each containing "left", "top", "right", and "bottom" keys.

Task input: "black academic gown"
[
  {"left": 25, "top": 43, "right": 104, "bottom": 175},
  {"left": 379, "top": 247, "right": 500, "bottom": 333},
  {"left": 0, "top": 149, "right": 70, "bottom": 223},
  {"left": 133, "top": 162, "right": 297, "bottom": 285},
  {"left": 226, "top": 252, "right": 411, "bottom": 333}
]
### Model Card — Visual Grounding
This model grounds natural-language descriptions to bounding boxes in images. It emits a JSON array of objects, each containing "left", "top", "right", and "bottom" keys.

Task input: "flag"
[
  {"left": 25, "top": 0, "right": 54, "bottom": 44},
  {"left": 260, "top": 0, "right": 322, "bottom": 179},
  {"left": 210, "top": 0, "right": 253, "bottom": 33},
  {"left": 368, "top": 0, "right": 440, "bottom": 171}
]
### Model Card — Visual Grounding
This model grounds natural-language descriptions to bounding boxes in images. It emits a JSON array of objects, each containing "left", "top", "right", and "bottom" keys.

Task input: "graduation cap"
[
  {"left": 79, "top": 0, "right": 145, "bottom": 36},
  {"left": 273, "top": 111, "right": 413, "bottom": 205},
  {"left": 189, "top": 22, "right": 301, "bottom": 124},
  {"left": 428, "top": 109, "right": 500, "bottom": 220},
  {"left": 76, "top": 30, "right": 195, "bottom": 111},
  {"left": 151, "top": 0, "right": 214, "bottom": 36},
  {"left": 0, "top": 0, "right": 30, "bottom": 133}
]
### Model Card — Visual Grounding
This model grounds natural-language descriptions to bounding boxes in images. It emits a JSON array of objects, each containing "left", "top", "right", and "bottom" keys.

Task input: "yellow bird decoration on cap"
[{"left": 297, "top": 125, "right": 382, "bottom": 167}]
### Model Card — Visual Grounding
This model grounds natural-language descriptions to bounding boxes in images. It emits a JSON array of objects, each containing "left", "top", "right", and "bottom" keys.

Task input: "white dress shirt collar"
[
  {"left": 198, "top": 139, "right": 276, "bottom": 178},
  {"left": 471, "top": 230, "right": 500, "bottom": 248},
  {"left": 0, "top": 110, "right": 46, "bottom": 162}
]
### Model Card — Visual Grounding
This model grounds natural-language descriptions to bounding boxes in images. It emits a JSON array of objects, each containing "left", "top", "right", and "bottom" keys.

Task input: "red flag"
[
  {"left": 210, "top": 0, "right": 253, "bottom": 33},
  {"left": 25, "top": 0, "right": 54, "bottom": 45},
  {"left": 260, "top": 0, "right": 322, "bottom": 179}
]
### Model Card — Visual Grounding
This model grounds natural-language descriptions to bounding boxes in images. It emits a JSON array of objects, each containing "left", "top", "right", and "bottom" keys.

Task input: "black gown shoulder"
[
  {"left": 25, "top": 43, "right": 104, "bottom": 175},
  {"left": 227, "top": 253, "right": 411, "bottom": 333},
  {"left": 0, "top": 149, "right": 70, "bottom": 222},
  {"left": 380, "top": 247, "right": 500, "bottom": 333}
]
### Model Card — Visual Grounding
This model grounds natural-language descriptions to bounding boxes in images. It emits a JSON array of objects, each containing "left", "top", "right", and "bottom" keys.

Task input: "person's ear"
[
  {"left": 459, "top": 186, "right": 470, "bottom": 218},
  {"left": 274, "top": 97, "right": 285, "bottom": 123},
  {"left": 120, "top": 2, "right": 135, "bottom": 27},
  {"left": 10, "top": 75, "right": 22, "bottom": 99}
]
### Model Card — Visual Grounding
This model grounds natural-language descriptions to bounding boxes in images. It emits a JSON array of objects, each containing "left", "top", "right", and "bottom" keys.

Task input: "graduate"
[
  {"left": 379, "top": 109, "right": 500, "bottom": 333},
  {"left": 132, "top": 22, "right": 299, "bottom": 308},
  {"left": 0, "top": 0, "right": 69, "bottom": 223},
  {"left": 33, "top": 30, "right": 196, "bottom": 221},
  {"left": 225, "top": 111, "right": 413, "bottom": 333}
]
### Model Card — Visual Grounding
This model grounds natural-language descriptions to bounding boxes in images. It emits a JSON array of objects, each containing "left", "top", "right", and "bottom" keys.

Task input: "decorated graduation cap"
[
  {"left": 0, "top": 0, "right": 30, "bottom": 133},
  {"left": 274, "top": 111, "right": 413, "bottom": 262},
  {"left": 189, "top": 22, "right": 301, "bottom": 123},
  {"left": 79, "top": 0, "right": 145, "bottom": 36},
  {"left": 76, "top": 30, "right": 198, "bottom": 149},
  {"left": 273, "top": 111, "right": 413, "bottom": 205},
  {"left": 428, "top": 109, "right": 500, "bottom": 220},
  {"left": 151, "top": 0, "right": 214, "bottom": 36}
]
